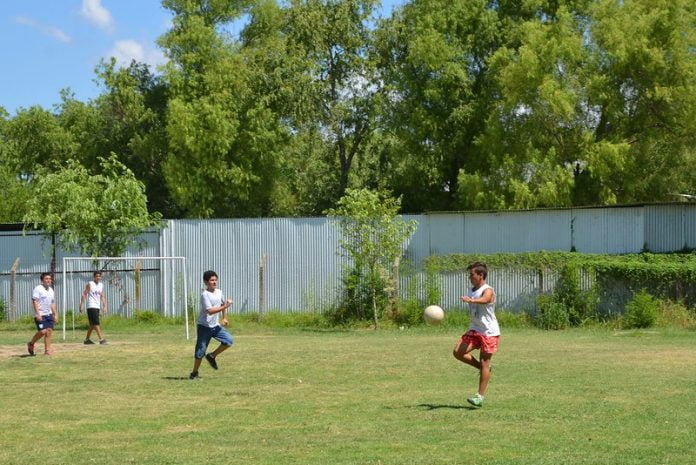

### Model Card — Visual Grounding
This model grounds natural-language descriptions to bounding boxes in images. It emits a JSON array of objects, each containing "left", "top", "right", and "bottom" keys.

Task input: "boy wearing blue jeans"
[{"left": 190, "top": 270, "right": 234, "bottom": 380}]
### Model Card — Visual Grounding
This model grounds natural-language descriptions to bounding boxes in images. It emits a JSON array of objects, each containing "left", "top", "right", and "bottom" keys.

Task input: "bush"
[
  {"left": 258, "top": 311, "right": 330, "bottom": 328},
  {"left": 496, "top": 311, "right": 533, "bottom": 329},
  {"left": 133, "top": 310, "right": 165, "bottom": 324},
  {"left": 623, "top": 290, "right": 659, "bottom": 329},
  {"left": 554, "top": 263, "right": 596, "bottom": 325},
  {"left": 655, "top": 301, "right": 696, "bottom": 329},
  {"left": 536, "top": 295, "right": 570, "bottom": 330},
  {"left": 0, "top": 298, "right": 6, "bottom": 321}
]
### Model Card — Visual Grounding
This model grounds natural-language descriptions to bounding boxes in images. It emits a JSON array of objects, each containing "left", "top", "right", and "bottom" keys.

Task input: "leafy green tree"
[
  {"left": 376, "top": 0, "right": 510, "bottom": 211},
  {"left": 90, "top": 60, "right": 178, "bottom": 217},
  {"left": 326, "top": 188, "right": 417, "bottom": 328},
  {"left": 159, "top": 0, "right": 286, "bottom": 218},
  {"left": 477, "top": 0, "right": 696, "bottom": 207},
  {"left": 242, "top": 0, "right": 385, "bottom": 214},
  {"left": 23, "top": 156, "right": 162, "bottom": 258},
  {"left": 0, "top": 108, "right": 31, "bottom": 222},
  {"left": 3, "top": 105, "right": 77, "bottom": 181}
]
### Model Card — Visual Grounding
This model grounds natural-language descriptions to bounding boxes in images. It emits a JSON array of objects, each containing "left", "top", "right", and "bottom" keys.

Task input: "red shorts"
[{"left": 459, "top": 330, "right": 500, "bottom": 354}]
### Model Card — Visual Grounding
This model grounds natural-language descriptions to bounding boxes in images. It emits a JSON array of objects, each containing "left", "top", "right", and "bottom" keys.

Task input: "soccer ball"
[{"left": 423, "top": 305, "right": 444, "bottom": 325}]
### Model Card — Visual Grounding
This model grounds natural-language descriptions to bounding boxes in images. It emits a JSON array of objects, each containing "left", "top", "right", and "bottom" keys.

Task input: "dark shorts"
[
  {"left": 87, "top": 308, "right": 101, "bottom": 326},
  {"left": 194, "top": 325, "right": 233, "bottom": 359},
  {"left": 35, "top": 314, "right": 55, "bottom": 331}
]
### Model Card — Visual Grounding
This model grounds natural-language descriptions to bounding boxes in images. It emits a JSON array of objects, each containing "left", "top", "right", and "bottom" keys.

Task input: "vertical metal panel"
[
  {"left": 644, "top": 204, "right": 696, "bottom": 252},
  {"left": 464, "top": 209, "right": 571, "bottom": 253},
  {"left": 572, "top": 207, "right": 643, "bottom": 253},
  {"left": 0, "top": 229, "right": 160, "bottom": 319},
  {"left": 162, "top": 217, "right": 347, "bottom": 314},
  {"left": 427, "top": 213, "right": 465, "bottom": 255}
]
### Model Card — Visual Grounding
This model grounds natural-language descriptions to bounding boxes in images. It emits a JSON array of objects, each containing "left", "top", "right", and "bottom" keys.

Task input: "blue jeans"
[{"left": 194, "top": 325, "right": 233, "bottom": 359}]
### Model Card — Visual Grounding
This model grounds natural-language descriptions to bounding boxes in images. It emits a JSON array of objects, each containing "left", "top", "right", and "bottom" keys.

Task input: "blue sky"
[{"left": 0, "top": 0, "right": 404, "bottom": 116}]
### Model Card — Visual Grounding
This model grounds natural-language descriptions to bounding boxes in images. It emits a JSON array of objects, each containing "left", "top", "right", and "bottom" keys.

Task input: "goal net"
[{"left": 61, "top": 256, "right": 190, "bottom": 340}]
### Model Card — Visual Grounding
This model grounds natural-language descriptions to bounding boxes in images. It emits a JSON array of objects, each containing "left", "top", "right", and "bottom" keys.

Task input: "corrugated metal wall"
[
  {"left": 0, "top": 229, "right": 161, "bottom": 319},
  {"left": 2, "top": 203, "right": 694, "bottom": 318}
]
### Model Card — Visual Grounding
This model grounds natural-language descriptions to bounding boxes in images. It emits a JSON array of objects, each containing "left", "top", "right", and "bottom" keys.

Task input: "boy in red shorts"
[{"left": 453, "top": 262, "right": 500, "bottom": 407}]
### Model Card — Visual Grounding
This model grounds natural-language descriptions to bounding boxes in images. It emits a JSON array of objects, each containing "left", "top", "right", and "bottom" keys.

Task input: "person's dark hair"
[
  {"left": 467, "top": 262, "right": 488, "bottom": 279},
  {"left": 203, "top": 270, "right": 218, "bottom": 283},
  {"left": 40, "top": 272, "right": 51, "bottom": 280},
  {"left": 93, "top": 271, "right": 102, "bottom": 278}
]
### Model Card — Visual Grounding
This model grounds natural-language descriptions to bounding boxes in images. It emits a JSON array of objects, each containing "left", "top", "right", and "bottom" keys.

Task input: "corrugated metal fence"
[{"left": 1, "top": 203, "right": 694, "bottom": 318}]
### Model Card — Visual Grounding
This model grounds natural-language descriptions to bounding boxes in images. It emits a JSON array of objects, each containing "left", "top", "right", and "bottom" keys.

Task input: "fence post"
[
  {"left": 259, "top": 254, "right": 267, "bottom": 322},
  {"left": 10, "top": 258, "right": 20, "bottom": 322},
  {"left": 135, "top": 260, "right": 142, "bottom": 311}
]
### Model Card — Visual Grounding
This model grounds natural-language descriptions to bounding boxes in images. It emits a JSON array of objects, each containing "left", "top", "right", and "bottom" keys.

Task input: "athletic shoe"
[
  {"left": 27, "top": 342, "right": 35, "bottom": 356},
  {"left": 205, "top": 353, "right": 218, "bottom": 370},
  {"left": 83, "top": 339, "right": 95, "bottom": 345},
  {"left": 467, "top": 394, "right": 484, "bottom": 407},
  {"left": 99, "top": 339, "right": 108, "bottom": 345},
  {"left": 189, "top": 371, "right": 201, "bottom": 380}
]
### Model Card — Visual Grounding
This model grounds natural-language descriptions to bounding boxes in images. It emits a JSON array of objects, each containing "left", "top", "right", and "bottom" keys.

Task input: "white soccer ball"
[{"left": 423, "top": 305, "right": 444, "bottom": 325}]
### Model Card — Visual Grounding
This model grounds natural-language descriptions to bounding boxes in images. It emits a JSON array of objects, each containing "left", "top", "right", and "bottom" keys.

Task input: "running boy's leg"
[
  {"left": 191, "top": 325, "right": 213, "bottom": 377},
  {"left": 44, "top": 328, "right": 54, "bottom": 355},
  {"left": 207, "top": 326, "right": 234, "bottom": 361},
  {"left": 453, "top": 331, "right": 482, "bottom": 369},
  {"left": 478, "top": 352, "right": 493, "bottom": 396}
]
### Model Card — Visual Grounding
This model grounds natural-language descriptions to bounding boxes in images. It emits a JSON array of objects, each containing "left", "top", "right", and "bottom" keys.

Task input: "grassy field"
[{"left": 1, "top": 321, "right": 695, "bottom": 465}]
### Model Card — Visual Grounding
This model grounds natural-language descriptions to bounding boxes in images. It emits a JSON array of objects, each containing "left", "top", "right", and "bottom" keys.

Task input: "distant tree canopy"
[{"left": 1, "top": 0, "right": 694, "bottom": 223}]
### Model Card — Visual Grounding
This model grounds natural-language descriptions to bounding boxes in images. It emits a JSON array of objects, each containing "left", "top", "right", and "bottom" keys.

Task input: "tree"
[
  {"left": 326, "top": 188, "right": 417, "bottom": 328},
  {"left": 23, "top": 156, "right": 162, "bottom": 259},
  {"left": 242, "top": 0, "right": 385, "bottom": 214},
  {"left": 90, "top": 60, "right": 178, "bottom": 217},
  {"left": 0, "top": 108, "right": 31, "bottom": 222},
  {"left": 159, "top": 0, "right": 287, "bottom": 218}
]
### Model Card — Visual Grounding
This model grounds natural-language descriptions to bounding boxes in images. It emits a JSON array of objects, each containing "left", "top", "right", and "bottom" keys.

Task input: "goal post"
[{"left": 61, "top": 256, "right": 190, "bottom": 341}]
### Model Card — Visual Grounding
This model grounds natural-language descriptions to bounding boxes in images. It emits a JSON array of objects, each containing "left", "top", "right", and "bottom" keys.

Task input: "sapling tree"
[
  {"left": 327, "top": 188, "right": 417, "bottom": 328},
  {"left": 23, "top": 155, "right": 162, "bottom": 272}
]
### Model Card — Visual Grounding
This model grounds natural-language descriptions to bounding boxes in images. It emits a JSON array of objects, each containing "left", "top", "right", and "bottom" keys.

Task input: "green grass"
[{"left": 1, "top": 320, "right": 695, "bottom": 465}]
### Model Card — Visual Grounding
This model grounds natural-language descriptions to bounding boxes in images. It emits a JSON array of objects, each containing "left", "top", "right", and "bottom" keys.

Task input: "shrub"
[
  {"left": 536, "top": 295, "right": 570, "bottom": 330},
  {"left": 655, "top": 301, "right": 696, "bottom": 329},
  {"left": 0, "top": 298, "right": 6, "bottom": 321},
  {"left": 133, "top": 310, "right": 164, "bottom": 324},
  {"left": 623, "top": 290, "right": 659, "bottom": 329},
  {"left": 496, "top": 311, "right": 533, "bottom": 329},
  {"left": 554, "top": 263, "right": 596, "bottom": 325}
]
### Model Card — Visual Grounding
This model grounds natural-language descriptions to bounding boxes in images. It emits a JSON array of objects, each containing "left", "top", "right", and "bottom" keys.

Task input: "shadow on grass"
[
  {"left": 163, "top": 376, "right": 192, "bottom": 381},
  {"left": 416, "top": 403, "right": 477, "bottom": 411}
]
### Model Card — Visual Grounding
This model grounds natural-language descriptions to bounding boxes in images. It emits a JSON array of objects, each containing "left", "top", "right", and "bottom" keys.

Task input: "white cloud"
[
  {"left": 80, "top": 0, "right": 113, "bottom": 31},
  {"left": 108, "top": 39, "right": 167, "bottom": 69},
  {"left": 15, "top": 16, "right": 72, "bottom": 43}
]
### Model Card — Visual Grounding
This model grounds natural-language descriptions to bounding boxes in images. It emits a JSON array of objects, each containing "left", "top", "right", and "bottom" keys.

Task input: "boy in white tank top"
[
  {"left": 79, "top": 271, "right": 108, "bottom": 345},
  {"left": 453, "top": 262, "right": 500, "bottom": 407}
]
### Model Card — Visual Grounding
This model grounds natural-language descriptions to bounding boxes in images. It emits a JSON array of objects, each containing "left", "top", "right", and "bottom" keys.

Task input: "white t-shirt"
[
  {"left": 198, "top": 289, "right": 225, "bottom": 328},
  {"left": 467, "top": 283, "right": 500, "bottom": 336},
  {"left": 87, "top": 281, "right": 104, "bottom": 309},
  {"left": 32, "top": 285, "right": 55, "bottom": 316}
]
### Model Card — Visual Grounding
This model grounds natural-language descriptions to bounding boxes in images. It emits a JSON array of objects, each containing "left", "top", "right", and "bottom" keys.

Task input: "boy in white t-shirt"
[
  {"left": 28, "top": 272, "right": 59, "bottom": 356},
  {"left": 190, "top": 270, "right": 234, "bottom": 380},
  {"left": 79, "top": 271, "right": 108, "bottom": 345},
  {"left": 453, "top": 262, "right": 500, "bottom": 407}
]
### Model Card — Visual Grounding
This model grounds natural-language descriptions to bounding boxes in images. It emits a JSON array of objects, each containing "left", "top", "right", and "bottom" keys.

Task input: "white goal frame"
[{"left": 61, "top": 256, "right": 190, "bottom": 341}]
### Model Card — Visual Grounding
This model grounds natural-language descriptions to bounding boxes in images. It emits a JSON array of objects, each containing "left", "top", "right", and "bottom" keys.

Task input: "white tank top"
[
  {"left": 467, "top": 283, "right": 500, "bottom": 336},
  {"left": 87, "top": 281, "right": 104, "bottom": 309}
]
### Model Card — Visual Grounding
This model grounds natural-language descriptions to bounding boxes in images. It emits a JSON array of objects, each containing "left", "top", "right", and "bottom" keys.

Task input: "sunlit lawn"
[{"left": 1, "top": 321, "right": 695, "bottom": 465}]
